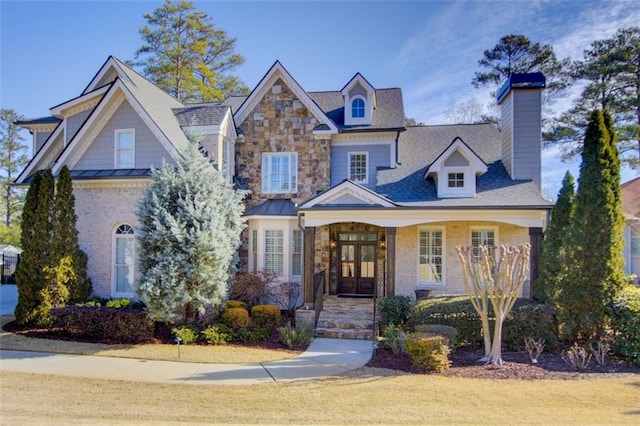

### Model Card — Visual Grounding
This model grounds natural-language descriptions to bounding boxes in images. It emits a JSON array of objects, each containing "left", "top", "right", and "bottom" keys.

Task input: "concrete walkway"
[{"left": 0, "top": 338, "right": 374, "bottom": 385}]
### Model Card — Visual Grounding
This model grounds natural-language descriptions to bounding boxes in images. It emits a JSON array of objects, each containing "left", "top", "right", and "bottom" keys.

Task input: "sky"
[{"left": 1, "top": 0, "right": 639, "bottom": 199}]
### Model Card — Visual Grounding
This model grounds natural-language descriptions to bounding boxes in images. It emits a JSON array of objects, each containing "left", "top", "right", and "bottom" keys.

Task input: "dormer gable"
[
  {"left": 424, "top": 137, "right": 487, "bottom": 198},
  {"left": 341, "top": 73, "right": 376, "bottom": 126}
]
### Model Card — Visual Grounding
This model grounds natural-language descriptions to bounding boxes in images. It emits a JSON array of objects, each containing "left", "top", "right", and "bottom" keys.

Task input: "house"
[
  {"left": 15, "top": 57, "right": 552, "bottom": 335},
  {"left": 622, "top": 177, "right": 640, "bottom": 282}
]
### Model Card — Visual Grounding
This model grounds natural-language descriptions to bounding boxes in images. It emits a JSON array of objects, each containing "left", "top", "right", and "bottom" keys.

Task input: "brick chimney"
[{"left": 497, "top": 73, "right": 545, "bottom": 190}]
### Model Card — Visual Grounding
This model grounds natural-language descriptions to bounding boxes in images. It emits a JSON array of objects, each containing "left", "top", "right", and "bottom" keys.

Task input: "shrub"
[
  {"left": 230, "top": 271, "right": 277, "bottom": 309},
  {"left": 408, "top": 296, "right": 558, "bottom": 350},
  {"left": 278, "top": 322, "right": 314, "bottom": 349},
  {"left": 226, "top": 300, "right": 248, "bottom": 309},
  {"left": 76, "top": 300, "right": 101, "bottom": 307},
  {"left": 50, "top": 305, "right": 154, "bottom": 343},
  {"left": 414, "top": 324, "right": 458, "bottom": 348},
  {"left": 378, "top": 295, "right": 414, "bottom": 327},
  {"left": 221, "top": 307, "right": 250, "bottom": 329},
  {"left": 382, "top": 324, "right": 405, "bottom": 354},
  {"left": 201, "top": 324, "right": 233, "bottom": 345},
  {"left": 234, "top": 328, "right": 270, "bottom": 344},
  {"left": 172, "top": 326, "right": 198, "bottom": 344},
  {"left": 106, "top": 298, "right": 132, "bottom": 309},
  {"left": 609, "top": 285, "right": 640, "bottom": 366},
  {"left": 404, "top": 332, "right": 451, "bottom": 372},
  {"left": 562, "top": 343, "right": 592, "bottom": 370},
  {"left": 251, "top": 304, "right": 281, "bottom": 330}
]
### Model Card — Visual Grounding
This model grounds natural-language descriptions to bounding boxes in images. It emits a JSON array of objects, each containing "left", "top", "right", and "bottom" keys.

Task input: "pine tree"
[
  {"left": 0, "top": 108, "right": 29, "bottom": 226},
  {"left": 52, "top": 166, "right": 91, "bottom": 302},
  {"left": 534, "top": 171, "right": 575, "bottom": 304},
  {"left": 137, "top": 137, "right": 246, "bottom": 324},
  {"left": 558, "top": 110, "right": 627, "bottom": 341},
  {"left": 14, "top": 169, "right": 54, "bottom": 325},
  {"left": 14, "top": 171, "right": 41, "bottom": 323}
]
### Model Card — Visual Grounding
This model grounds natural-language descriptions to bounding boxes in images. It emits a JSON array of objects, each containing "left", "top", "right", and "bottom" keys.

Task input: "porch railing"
[{"left": 313, "top": 269, "right": 326, "bottom": 325}]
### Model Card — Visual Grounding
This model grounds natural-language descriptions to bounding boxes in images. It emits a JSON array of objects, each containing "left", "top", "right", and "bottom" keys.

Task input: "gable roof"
[
  {"left": 233, "top": 61, "right": 338, "bottom": 134},
  {"left": 424, "top": 136, "right": 488, "bottom": 178},
  {"left": 340, "top": 72, "right": 377, "bottom": 108},
  {"left": 299, "top": 179, "right": 397, "bottom": 209},
  {"left": 173, "top": 104, "right": 231, "bottom": 127}
]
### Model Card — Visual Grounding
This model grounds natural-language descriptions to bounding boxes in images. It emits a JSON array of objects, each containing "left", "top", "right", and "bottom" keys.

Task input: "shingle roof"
[
  {"left": 223, "top": 96, "right": 248, "bottom": 113},
  {"left": 245, "top": 199, "right": 297, "bottom": 216},
  {"left": 376, "top": 124, "right": 551, "bottom": 208},
  {"left": 309, "top": 88, "right": 405, "bottom": 131},
  {"left": 173, "top": 104, "right": 230, "bottom": 127}
]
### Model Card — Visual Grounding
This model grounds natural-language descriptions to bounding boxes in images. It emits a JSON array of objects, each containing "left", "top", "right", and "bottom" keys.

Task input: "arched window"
[
  {"left": 351, "top": 98, "right": 365, "bottom": 118},
  {"left": 113, "top": 224, "right": 135, "bottom": 296}
]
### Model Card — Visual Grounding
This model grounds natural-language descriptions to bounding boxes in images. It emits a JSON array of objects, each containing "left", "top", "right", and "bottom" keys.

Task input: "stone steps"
[{"left": 315, "top": 296, "right": 375, "bottom": 340}]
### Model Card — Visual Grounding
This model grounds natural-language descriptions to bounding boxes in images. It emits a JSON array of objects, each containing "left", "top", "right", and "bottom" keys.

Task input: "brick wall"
[{"left": 395, "top": 221, "right": 529, "bottom": 297}]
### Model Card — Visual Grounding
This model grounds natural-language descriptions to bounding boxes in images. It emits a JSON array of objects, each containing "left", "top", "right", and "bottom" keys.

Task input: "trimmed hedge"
[
  {"left": 221, "top": 307, "right": 250, "bottom": 329},
  {"left": 251, "top": 304, "right": 281, "bottom": 330},
  {"left": 378, "top": 295, "right": 414, "bottom": 327},
  {"left": 404, "top": 332, "right": 451, "bottom": 372},
  {"left": 408, "top": 296, "right": 559, "bottom": 351},
  {"left": 50, "top": 306, "right": 154, "bottom": 344},
  {"left": 609, "top": 285, "right": 640, "bottom": 366}
]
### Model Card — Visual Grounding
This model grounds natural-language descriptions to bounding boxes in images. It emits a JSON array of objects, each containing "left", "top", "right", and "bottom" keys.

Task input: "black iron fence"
[{"left": 1, "top": 253, "right": 19, "bottom": 284}]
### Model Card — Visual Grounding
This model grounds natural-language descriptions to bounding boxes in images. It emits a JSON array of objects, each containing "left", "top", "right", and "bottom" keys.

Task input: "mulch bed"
[{"left": 367, "top": 346, "right": 640, "bottom": 379}]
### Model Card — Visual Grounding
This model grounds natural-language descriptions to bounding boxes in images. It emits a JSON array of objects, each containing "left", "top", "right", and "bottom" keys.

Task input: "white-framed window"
[
  {"left": 264, "top": 230, "right": 284, "bottom": 275},
  {"left": 292, "top": 230, "right": 303, "bottom": 277},
  {"left": 448, "top": 172, "right": 464, "bottom": 188},
  {"left": 348, "top": 152, "right": 368, "bottom": 183},
  {"left": 115, "top": 129, "right": 135, "bottom": 168},
  {"left": 222, "top": 140, "right": 230, "bottom": 179},
  {"left": 261, "top": 152, "right": 297, "bottom": 194},
  {"left": 113, "top": 224, "right": 135, "bottom": 297},
  {"left": 251, "top": 229, "right": 258, "bottom": 272},
  {"left": 351, "top": 97, "right": 365, "bottom": 118},
  {"left": 471, "top": 228, "right": 497, "bottom": 260},
  {"left": 418, "top": 228, "right": 444, "bottom": 285}
]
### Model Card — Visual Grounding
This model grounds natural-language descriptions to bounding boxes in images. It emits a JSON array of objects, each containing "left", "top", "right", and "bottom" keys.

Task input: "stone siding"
[
  {"left": 236, "top": 78, "right": 331, "bottom": 208},
  {"left": 74, "top": 182, "right": 147, "bottom": 297},
  {"left": 395, "top": 221, "right": 529, "bottom": 297}
]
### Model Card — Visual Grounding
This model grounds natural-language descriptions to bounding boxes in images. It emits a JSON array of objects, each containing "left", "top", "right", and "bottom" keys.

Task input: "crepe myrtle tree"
[
  {"left": 457, "top": 244, "right": 531, "bottom": 366},
  {"left": 136, "top": 136, "right": 247, "bottom": 325}
]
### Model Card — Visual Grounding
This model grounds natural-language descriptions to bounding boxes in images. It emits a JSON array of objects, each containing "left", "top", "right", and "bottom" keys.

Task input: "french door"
[{"left": 337, "top": 240, "right": 376, "bottom": 295}]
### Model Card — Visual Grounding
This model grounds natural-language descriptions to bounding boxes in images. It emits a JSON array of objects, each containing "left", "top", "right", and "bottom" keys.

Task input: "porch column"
[
  {"left": 303, "top": 226, "right": 316, "bottom": 304},
  {"left": 385, "top": 227, "right": 396, "bottom": 296},
  {"left": 528, "top": 227, "right": 543, "bottom": 299}
]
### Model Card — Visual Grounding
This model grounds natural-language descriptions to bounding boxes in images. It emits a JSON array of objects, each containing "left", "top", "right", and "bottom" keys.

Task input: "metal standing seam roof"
[{"left": 244, "top": 199, "right": 297, "bottom": 216}]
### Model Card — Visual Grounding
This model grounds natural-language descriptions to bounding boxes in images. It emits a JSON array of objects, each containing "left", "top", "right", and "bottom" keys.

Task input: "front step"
[{"left": 315, "top": 296, "right": 375, "bottom": 340}]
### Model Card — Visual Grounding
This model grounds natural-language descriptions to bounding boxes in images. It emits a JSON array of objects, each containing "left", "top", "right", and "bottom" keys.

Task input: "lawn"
[{"left": 1, "top": 370, "right": 638, "bottom": 424}]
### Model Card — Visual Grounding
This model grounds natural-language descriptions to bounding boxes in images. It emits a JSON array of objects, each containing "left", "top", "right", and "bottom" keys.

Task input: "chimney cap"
[{"left": 497, "top": 72, "right": 546, "bottom": 104}]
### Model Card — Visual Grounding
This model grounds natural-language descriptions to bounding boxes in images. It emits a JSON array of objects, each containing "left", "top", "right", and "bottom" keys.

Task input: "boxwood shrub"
[
  {"left": 250, "top": 304, "right": 281, "bottom": 330},
  {"left": 407, "top": 296, "right": 558, "bottom": 351},
  {"left": 609, "top": 285, "right": 640, "bottom": 366},
  {"left": 50, "top": 305, "right": 154, "bottom": 344}
]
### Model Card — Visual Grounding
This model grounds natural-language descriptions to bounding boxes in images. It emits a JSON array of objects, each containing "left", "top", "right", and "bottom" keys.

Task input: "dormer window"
[
  {"left": 448, "top": 172, "right": 464, "bottom": 188},
  {"left": 352, "top": 98, "right": 365, "bottom": 118},
  {"left": 424, "top": 137, "right": 488, "bottom": 199}
]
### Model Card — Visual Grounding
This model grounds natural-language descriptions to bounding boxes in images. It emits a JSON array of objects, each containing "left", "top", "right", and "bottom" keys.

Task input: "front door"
[{"left": 338, "top": 241, "right": 376, "bottom": 295}]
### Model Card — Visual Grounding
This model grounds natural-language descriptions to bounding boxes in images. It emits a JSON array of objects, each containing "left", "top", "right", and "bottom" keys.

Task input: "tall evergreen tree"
[
  {"left": 14, "top": 169, "right": 54, "bottom": 325},
  {"left": 137, "top": 137, "right": 246, "bottom": 324},
  {"left": 0, "top": 108, "right": 29, "bottom": 227},
  {"left": 558, "top": 110, "right": 627, "bottom": 341},
  {"left": 14, "top": 171, "right": 41, "bottom": 323},
  {"left": 534, "top": 171, "right": 575, "bottom": 304},
  {"left": 52, "top": 166, "right": 91, "bottom": 302},
  {"left": 133, "top": 0, "right": 248, "bottom": 102}
]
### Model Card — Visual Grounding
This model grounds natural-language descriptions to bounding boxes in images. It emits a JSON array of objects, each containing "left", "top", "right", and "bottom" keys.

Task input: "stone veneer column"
[
  {"left": 385, "top": 227, "right": 397, "bottom": 296},
  {"left": 303, "top": 226, "right": 316, "bottom": 304},
  {"left": 528, "top": 227, "right": 543, "bottom": 299}
]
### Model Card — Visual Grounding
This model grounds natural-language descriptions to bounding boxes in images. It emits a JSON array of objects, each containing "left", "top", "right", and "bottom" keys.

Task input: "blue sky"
[{"left": 1, "top": 0, "right": 639, "bottom": 198}]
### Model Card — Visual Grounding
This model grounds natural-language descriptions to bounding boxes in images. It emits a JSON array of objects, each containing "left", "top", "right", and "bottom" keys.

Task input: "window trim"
[
  {"left": 114, "top": 128, "right": 135, "bottom": 169},
  {"left": 351, "top": 96, "right": 365, "bottom": 118},
  {"left": 347, "top": 151, "right": 369, "bottom": 184},
  {"left": 417, "top": 227, "right": 446, "bottom": 287},
  {"left": 112, "top": 223, "right": 135, "bottom": 298},
  {"left": 264, "top": 229, "right": 285, "bottom": 276},
  {"left": 447, "top": 171, "right": 465, "bottom": 188},
  {"left": 470, "top": 227, "right": 498, "bottom": 260},
  {"left": 292, "top": 229, "right": 303, "bottom": 278},
  {"left": 261, "top": 152, "right": 298, "bottom": 194}
]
